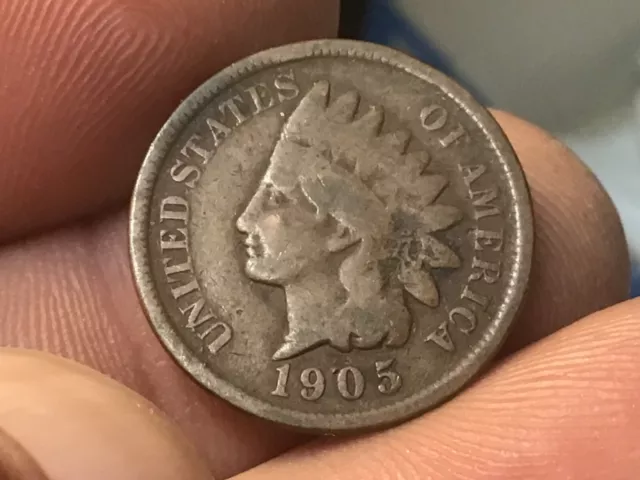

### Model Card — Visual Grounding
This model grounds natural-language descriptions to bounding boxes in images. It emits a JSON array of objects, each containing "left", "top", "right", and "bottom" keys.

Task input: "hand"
[{"left": 0, "top": 1, "right": 634, "bottom": 479}]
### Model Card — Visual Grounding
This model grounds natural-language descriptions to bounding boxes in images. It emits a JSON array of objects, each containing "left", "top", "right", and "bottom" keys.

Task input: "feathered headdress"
[{"left": 268, "top": 81, "right": 462, "bottom": 307}]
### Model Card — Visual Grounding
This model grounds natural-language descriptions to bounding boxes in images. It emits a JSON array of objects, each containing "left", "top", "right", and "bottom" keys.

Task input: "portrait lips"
[{"left": 242, "top": 233, "right": 264, "bottom": 258}]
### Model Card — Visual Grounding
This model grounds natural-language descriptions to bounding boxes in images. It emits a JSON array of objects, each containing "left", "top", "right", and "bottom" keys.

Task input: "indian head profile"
[{"left": 236, "top": 81, "right": 462, "bottom": 361}]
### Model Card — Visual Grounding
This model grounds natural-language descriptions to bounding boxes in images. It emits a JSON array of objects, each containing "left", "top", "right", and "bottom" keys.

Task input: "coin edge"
[{"left": 128, "top": 38, "right": 534, "bottom": 433}]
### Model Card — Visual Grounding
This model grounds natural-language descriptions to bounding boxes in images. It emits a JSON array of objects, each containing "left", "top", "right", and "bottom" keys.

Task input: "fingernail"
[{"left": 0, "top": 427, "right": 50, "bottom": 480}]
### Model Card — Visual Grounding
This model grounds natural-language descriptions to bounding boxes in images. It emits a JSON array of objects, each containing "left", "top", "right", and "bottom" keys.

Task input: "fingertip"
[
  {"left": 0, "top": 427, "right": 49, "bottom": 480},
  {"left": 0, "top": 349, "right": 211, "bottom": 480},
  {"left": 490, "top": 109, "right": 630, "bottom": 352},
  {"left": 237, "top": 298, "right": 640, "bottom": 480},
  {"left": 0, "top": 0, "right": 340, "bottom": 240}
]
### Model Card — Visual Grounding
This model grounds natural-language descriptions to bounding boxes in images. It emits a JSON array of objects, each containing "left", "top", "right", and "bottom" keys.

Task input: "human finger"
[
  {"left": 491, "top": 110, "right": 629, "bottom": 354},
  {"left": 0, "top": 211, "right": 306, "bottom": 478},
  {"left": 0, "top": 0, "right": 339, "bottom": 242},
  {"left": 0, "top": 349, "right": 211, "bottom": 480},
  {"left": 235, "top": 298, "right": 640, "bottom": 480},
  {"left": 0, "top": 111, "right": 626, "bottom": 476}
]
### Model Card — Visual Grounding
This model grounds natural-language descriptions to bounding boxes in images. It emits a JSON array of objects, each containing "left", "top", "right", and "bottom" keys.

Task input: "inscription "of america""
[
  {"left": 420, "top": 104, "right": 504, "bottom": 352},
  {"left": 426, "top": 161, "right": 504, "bottom": 352}
]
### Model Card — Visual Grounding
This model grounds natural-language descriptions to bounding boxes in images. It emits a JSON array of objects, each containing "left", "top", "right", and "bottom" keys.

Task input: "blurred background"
[{"left": 340, "top": 0, "right": 640, "bottom": 298}]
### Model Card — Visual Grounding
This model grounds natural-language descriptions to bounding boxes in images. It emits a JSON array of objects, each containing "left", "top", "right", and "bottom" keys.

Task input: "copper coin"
[{"left": 129, "top": 39, "right": 533, "bottom": 433}]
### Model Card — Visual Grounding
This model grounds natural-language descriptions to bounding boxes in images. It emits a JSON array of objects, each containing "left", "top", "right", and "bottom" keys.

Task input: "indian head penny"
[{"left": 130, "top": 39, "right": 533, "bottom": 432}]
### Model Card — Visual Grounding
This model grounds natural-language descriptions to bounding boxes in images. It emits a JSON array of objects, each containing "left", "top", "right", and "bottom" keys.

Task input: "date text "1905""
[{"left": 271, "top": 360, "right": 402, "bottom": 401}]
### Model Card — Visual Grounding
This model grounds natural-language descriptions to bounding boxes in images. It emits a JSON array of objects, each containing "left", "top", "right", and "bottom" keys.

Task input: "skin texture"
[
  {"left": 0, "top": 427, "right": 49, "bottom": 480},
  {"left": 0, "top": 0, "right": 339, "bottom": 241},
  {"left": 0, "top": 1, "right": 635, "bottom": 479},
  {"left": 0, "top": 350, "right": 211, "bottom": 480},
  {"left": 237, "top": 298, "right": 640, "bottom": 480}
]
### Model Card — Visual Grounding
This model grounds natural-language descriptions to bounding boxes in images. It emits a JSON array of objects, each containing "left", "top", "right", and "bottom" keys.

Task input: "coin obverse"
[{"left": 130, "top": 39, "right": 533, "bottom": 433}]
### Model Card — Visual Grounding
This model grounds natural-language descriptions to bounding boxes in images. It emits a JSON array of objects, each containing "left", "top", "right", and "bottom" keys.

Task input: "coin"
[{"left": 129, "top": 39, "right": 533, "bottom": 433}]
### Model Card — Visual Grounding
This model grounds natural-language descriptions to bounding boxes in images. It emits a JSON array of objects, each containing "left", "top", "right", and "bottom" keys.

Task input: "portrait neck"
[
  {"left": 286, "top": 269, "right": 345, "bottom": 313},
  {"left": 272, "top": 268, "right": 346, "bottom": 360}
]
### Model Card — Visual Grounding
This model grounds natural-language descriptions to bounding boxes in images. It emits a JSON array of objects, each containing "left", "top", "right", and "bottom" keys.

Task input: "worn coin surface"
[{"left": 130, "top": 39, "right": 533, "bottom": 433}]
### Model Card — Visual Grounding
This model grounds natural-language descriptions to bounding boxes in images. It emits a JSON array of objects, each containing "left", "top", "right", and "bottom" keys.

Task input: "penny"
[{"left": 129, "top": 39, "right": 533, "bottom": 433}]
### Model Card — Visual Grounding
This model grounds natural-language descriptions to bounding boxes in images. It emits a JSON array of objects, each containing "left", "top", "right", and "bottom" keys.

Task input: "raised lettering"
[
  {"left": 163, "top": 258, "right": 192, "bottom": 282},
  {"left": 246, "top": 83, "right": 275, "bottom": 114},
  {"left": 420, "top": 104, "right": 466, "bottom": 147},
  {"left": 180, "top": 133, "right": 212, "bottom": 162},
  {"left": 376, "top": 359, "right": 402, "bottom": 394},
  {"left": 171, "top": 280, "right": 198, "bottom": 299},
  {"left": 459, "top": 164, "right": 486, "bottom": 187},
  {"left": 171, "top": 279, "right": 198, "bottom": 299},
  {"left": 474, "top": 229, "right": 504, "bottom": 252},
  {"left": 160, "top": 196, "right": 189, "bottom": 223},
  {"left": 440, "top": 124, "right": 466, "bottom": 147},
  {"left": 170, "top": 160, "right": 201, "bottom": 188},
  {"left": 219, "top": 95, "right": 247, "bottom": 125},
  {"left": 300, "top": 368, "right": 325, "bottom": 401},
  {"left": 272, "top": 363, "right": 406, "bottom": 401},
  {"left": 206, "top": 118, "right": 232, "bottom": 146},
  {"left": 460, "top": 285, "right": 489, "bottom": 309},
  {"left": 426, "top": 321, "right": 455, "bottom": 351},
  {"left": 180, "top": 298, "right": 215, "bottom": 329},
  {"left": 337, "top": 367, "right": 365, "bottom": 400},
  {"left": 200, "top": 321, "right": 232, "bottom": 354},
  {"left": 271, "top": 363, "right": 290, "bottom": 397},
  {"left": 449, "top": 307, "right": 477, "bottom": 334},
  {"left": 471, "top": 187, "right": 500, "bottom": 219},
  {"left": 420, "top": 104, "right": 447, "bottom": 131},
  {"left": 469, "top": 257, "right": 501, "bottom": 284},
  {"left": 160, "top": 228, "right": 188, "bottom": 251},
  {"left": 274, "top": 70, "right": 300, "bottom": 102}
]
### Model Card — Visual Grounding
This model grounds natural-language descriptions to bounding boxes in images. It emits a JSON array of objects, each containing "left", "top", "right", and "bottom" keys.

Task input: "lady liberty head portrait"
[{"left": 236, "top": 81, "right": 462, "bottom": 361}]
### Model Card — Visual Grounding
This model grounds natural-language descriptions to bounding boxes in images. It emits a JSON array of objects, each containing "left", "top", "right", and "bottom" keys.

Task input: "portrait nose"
[
  {"left": 236, "top": 201, "right": 257, "bottom": 233},
  {"left": 237, "top": 185, "right": 268, "bottom": 233},
  {"left": 236, "top": 211, "right": 251, "bottom": 233}
]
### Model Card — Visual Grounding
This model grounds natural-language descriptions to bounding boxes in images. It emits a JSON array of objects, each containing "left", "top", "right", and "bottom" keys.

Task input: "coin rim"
[{"left": 129, "top": 38, "right": 534, "bottom": 433}]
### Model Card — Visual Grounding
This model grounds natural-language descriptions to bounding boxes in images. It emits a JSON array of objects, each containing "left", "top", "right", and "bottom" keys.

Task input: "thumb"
[
  {"left": 0, "top": 349, "right": 210, "bottom": 480},
  {"left": 0, "top": 427, "right": 48, "bottom": 480}
]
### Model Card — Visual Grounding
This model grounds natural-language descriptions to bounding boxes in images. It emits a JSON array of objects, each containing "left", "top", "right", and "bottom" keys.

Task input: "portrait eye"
[{"left": 266, "top": 186, "right": 287, "bottom": 207}]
